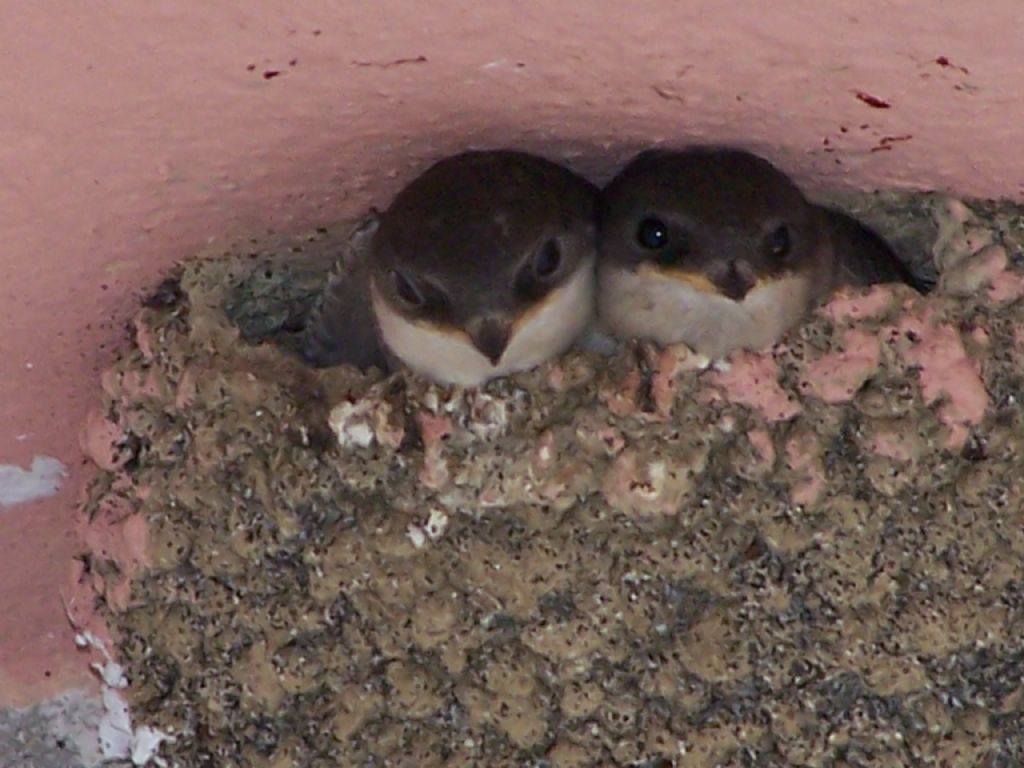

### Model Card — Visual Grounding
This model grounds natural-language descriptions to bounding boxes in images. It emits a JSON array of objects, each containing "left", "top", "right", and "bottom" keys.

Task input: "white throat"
[
  {"left": 371, "top": 258, "right": 596, "bottom": 386},
  {"left": 597, "top": 264, "right": 812, "bottom": 358}
]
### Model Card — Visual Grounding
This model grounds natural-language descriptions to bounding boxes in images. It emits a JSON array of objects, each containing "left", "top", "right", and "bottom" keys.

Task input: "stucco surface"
[{"left": 1, "top": 0, "right": 1022, "bottom": 708}]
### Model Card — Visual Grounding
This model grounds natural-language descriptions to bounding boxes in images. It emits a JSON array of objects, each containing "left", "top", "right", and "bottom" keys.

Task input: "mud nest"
[{"left": 79, "top": 192, "right": 1024, "bottom": 767}]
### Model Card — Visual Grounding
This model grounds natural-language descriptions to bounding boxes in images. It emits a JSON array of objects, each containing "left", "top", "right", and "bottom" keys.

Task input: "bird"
[
  {"left": 302, "top": 150, "right": 599, "bottom": 386},
  {"left": 596, "top": 146, "right": 930, "bottom": 359}
]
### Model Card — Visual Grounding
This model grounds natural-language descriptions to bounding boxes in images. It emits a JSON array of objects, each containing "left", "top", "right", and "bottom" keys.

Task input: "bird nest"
[{"left": 72, "top": 191, "right": 1024, "bottom": 767}]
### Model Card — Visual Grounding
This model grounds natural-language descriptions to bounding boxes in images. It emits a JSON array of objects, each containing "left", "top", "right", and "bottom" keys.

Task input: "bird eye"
[
  {"left": 766, "top": 224, "right": 791, "bottom": 258},
  {"left": 392, "top": 270, "right": 425, "bottom": 307},
  {"left": 636, "top": 217, "right": 669, "bottom": 250},
  {"left": 533, "top": 239, "right": 561, "bottom": 279}
]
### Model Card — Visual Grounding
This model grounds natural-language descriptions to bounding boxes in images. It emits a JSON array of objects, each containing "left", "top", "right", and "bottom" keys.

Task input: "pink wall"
[{"left": 1, "top": 0, "right": 1022, "bottom": 706}]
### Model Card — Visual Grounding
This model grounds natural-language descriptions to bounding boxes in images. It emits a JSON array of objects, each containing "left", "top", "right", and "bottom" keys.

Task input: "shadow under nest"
[{"left": 80, "top": 190, "right": 1024, "bottom": 767}]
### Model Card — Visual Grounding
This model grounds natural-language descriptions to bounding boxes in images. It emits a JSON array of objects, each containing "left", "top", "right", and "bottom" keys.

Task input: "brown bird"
[
  {"left": 596, "top": 147, "right": 929, "bottom": 358},
  {"left": 303, "top": 150, "right": 599, "bottom": 386}
]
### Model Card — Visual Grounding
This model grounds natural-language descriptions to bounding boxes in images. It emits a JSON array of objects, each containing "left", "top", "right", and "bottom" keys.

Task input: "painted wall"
[{"left": 1, "top": 0, "right": 1021, "bottom": 708}]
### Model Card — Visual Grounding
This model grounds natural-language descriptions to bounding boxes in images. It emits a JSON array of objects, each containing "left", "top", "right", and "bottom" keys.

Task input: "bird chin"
[
  {"left": 598, "top": 266, "right": 811, "bottom": 358},
  {"left": 370, "top": 261, "right": 595, "bottom": 386},
  {"left": 371, "top": 302, "right": 496, "bottom": 386}
]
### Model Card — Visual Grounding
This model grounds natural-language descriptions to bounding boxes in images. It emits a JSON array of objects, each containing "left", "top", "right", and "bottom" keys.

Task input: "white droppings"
[
  {"left": 132, "top": 725, "right": 176, "bottom": 766},
  {"left": 91, "top": 655, "right": 127, "bottom": 689},
  {"left": 425, "top": 508, "right": 449, "bottom": 540},
  {"left": 0, "top": 455, "right": 67, "bottom": 507},
  {"left": 406, "top": 524, "right": 427, "bottom": 549},
  {"left": 408, "top": 508, "right": 449, "bottom": 547},
  {"left": 329, "top": 401, "right": 377, "bottom": 448},
  {"left": 99, "top": 685, "right": 133, "bottom": 759},
  {"left": 69, "top": 611, "right": 175, "bottom": 765}
]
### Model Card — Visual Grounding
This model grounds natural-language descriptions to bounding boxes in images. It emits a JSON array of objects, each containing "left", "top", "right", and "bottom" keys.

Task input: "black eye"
[
  {"left": 654, "top": 230, "right": 693, "bottom": 267},
  {"left": 533, "top": 239, "right": 561, "bottom": 279},
  {"left": 392, "top": 270, "right": 425, "bottom": 307},
  {"left": 636, "top": 217, "right": 669, "bottom": 249},
  {"left": 766, "top": 224, "right": 791, "bottom": 258}
]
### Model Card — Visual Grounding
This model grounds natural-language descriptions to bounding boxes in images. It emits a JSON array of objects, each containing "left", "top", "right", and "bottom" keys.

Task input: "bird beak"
[
  {"left": 713, "top": 259, "right": 758, "bottom": 301},
  {"left": 469, "top": 316, "right": 513, "bottom": 365}
]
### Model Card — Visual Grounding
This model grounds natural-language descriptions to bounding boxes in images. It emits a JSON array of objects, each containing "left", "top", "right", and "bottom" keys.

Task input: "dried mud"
[{"left": 77, "top": 191, "right": 1024, "bottom": 767}]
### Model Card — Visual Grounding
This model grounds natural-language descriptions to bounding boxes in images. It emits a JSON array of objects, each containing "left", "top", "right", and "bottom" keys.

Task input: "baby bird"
[
  {"left": 303, "top": 150, "right": 599, "bottom": 386},
  {"left": 597, "top": 147, "right": 928, "bottom": 358}
]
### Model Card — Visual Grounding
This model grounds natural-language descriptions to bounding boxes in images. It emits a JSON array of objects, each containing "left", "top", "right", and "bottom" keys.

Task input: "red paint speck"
[
  {"left": 936, "top": 56, "right": 970, "bottom": 74},
  {"left": 352, "top": 55, "right": 428, "bottom": 68},
  {"left": 263, "top": 70, "right": 281, "bottom": 80},
  {"left": 871, "top": 134, "right": 913, "bottom": 152},
  {"left": 853, "top": 90, "right": 891, "bottom": 109}
]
